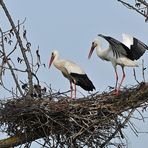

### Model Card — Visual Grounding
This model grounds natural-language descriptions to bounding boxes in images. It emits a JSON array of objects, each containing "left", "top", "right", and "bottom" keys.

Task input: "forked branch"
[
  {"left": 117, "top": 0, "right": 148, "bottom": 21},
  {"left": 0, "top": 0, "right": 33, "bottom": 95}
]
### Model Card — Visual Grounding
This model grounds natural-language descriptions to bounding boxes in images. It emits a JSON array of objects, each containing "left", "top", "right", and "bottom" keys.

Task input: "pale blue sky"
[{"left": 1, "top": 0, "right": 148, "bottom": 147}]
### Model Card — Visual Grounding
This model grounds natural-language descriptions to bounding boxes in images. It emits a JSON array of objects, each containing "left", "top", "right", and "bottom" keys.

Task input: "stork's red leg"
[
  {"left": 74, "top": 80, "right": 76, "bottom": 99},
  {"left": 70, "top": 81, "right": 73, "bottom": 99},
  {"left": 117, "top": 66, "right": 125, "bottom": 94},
  {"left": 114, "top": 67, "right": 118, "bottom": 92}
]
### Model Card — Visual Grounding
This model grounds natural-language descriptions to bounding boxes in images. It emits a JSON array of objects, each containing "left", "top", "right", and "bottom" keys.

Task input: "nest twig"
[{"left": 0, "top": 82, "right": 148, "bottom": 148}]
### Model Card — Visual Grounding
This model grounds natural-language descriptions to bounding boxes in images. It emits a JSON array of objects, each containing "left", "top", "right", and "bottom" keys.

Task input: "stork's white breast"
[{"left": 63, "top": 60, "right": 85, "bottom": 75}]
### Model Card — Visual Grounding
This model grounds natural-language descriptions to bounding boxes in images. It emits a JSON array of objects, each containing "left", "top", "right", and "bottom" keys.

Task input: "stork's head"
[
  {"left": 49, "top": 50, "right": 59, "bottom": 68},
  {"left": 88, "top": 38, "right": 100, "bottom": 59}
]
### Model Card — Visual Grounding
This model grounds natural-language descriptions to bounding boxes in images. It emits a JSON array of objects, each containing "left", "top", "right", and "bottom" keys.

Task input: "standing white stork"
[
  {"left": 49, "top": 50, "right": 95, "bottom": 99},
  {"left": 88, "top": 33, "right": 148, "bottom": 95}
]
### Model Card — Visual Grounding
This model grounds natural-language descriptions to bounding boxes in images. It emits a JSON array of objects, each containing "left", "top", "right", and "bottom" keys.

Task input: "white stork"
[
  {"left": 88, "top": 33, "right": 148, "bottom": 95},
  {"left": 49, "top": 50, "right": 95, "bottom": 99}
]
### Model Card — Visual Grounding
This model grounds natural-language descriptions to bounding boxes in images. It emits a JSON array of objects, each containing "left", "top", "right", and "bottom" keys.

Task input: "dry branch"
[
  {"left": 117, "top": 0, "right": 148, "bottom": 22},
  {"left": 0, "top": 82, "right": 148, "bottom": 147},
  {"left": 0, "top": 0, "right": 33, "bottom": 95},
  {"left": 0, "top": 28, "right": 23, "bottom": 96}
]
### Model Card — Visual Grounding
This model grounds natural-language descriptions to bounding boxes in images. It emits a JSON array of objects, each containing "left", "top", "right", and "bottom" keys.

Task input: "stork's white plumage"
[
  {"left": 88, "top": 33, "right": 148, "bottom": 95},
  {"left": 49, "top": 50, "right": 95, "bottom": 99}
]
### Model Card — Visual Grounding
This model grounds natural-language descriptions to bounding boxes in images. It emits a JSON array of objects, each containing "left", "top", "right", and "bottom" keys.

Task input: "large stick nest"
[{"left": 0, "top": 82, "right": 148, "bottom": 147}]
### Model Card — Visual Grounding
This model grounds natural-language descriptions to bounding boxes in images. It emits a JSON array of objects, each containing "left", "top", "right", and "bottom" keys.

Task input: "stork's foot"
[
  {"left": 69, "top": 95, "right": 76, "bottom": 100},
  {"left": 111, "top": 89, "right": 121, "bottom": 96},
  {"left": 70, "top": 97, "right": 76, "bottom": 100},
  {"left": 116, "top": 89, "right": 122, "bottom": 96},
  {"left": 115, "top": 90, "right": 120, "bottom": 96}
]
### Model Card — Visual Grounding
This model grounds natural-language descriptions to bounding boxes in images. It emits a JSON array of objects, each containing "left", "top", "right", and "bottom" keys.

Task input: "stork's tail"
[{"left": 71, "top": 73, "right": 95, "bottom": 91}]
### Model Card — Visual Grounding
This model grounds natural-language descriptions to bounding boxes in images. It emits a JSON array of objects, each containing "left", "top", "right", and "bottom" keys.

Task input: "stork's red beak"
[
  {"left": 88, "top": 42, "right": 97, "bottom": 59},
  {"left": 49, "top": 53, "right": 54, "bottom": 69}
]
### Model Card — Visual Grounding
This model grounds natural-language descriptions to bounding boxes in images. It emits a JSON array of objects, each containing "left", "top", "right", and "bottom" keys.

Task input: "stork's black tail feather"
[{"left": 70, "top": 73, "right": 95, "bottom": 91}]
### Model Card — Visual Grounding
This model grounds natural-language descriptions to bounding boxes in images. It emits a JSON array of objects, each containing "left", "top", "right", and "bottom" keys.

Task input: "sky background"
[{"left": 0, "top": 0, "right": 148, "bottom": 147}]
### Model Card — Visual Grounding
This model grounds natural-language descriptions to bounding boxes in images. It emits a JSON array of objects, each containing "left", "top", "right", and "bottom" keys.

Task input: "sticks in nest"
[{"left": 0, "top": 82, "right": 148, "bottom": 147}]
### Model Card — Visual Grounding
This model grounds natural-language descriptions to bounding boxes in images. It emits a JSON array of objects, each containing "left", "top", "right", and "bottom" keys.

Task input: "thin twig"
[
  {"left": 133, "top": 68, "right": 140, "bottom": 84},
  {"left": 142, "top": 59, "right": 146, "bottom": 82},
  {"left": 3, "top": 18, "right": 27, "bottom": 35},
  {"left": 117, "top": 0, "right": 148, "bottom": 21},
  {"left": 0, "top": 0, "right": 33, "bottom": 95},
  {"left": 100, "top": 109, "right": 135, "bottom": 148},
  {"left": 0, "top": 27, "right": 23, "bottom": 96},
  {"left": 6, "top": 41, "right": 18, "bottom": 58}
]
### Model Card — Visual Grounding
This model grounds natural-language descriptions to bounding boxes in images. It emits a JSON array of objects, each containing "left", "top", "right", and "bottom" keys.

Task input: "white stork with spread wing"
[{"left": 88, "top": 33, "right": 148, "bottom": 95}]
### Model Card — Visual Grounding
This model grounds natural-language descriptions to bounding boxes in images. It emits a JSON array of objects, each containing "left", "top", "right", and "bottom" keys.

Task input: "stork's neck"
[
  {"left": 96, "top": 43, "right": 109, "bottom": 59},
  {"left": 53, "top": 54, "right": 61, "bottom": 70},
  {"left": 96, "top": 43, "right": 104, "bottom": 56}
]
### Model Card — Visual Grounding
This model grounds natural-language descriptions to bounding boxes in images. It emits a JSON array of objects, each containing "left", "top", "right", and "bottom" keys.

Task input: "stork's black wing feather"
[
  {"left": 98, "top": 34, "right": 134, "bottom": 60},
  {"left": 70, "top": 73, "right": 95, "bottom": 91},
  {"left": 130, "top": 37, "right": 148, "bottom": 60}
]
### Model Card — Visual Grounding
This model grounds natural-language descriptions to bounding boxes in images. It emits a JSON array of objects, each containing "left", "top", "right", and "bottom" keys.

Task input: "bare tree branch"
[
  {"left": 0, "top": 0, "right": 33, "bottom": 96},
  {"left": 138, "top": 0, "right": 148, "bottom": 7},
  {"left": 100, "top": 109, "right": 135, "bottom": 147},
  {"left": 117, "top": 0, "right": 148, "bottom": 21},
  {"left": 0, "top": 131, "right": 44, "bottom": 148},
  {"left": 0, "top": 28, "right": 23, "bottom": 96}
]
